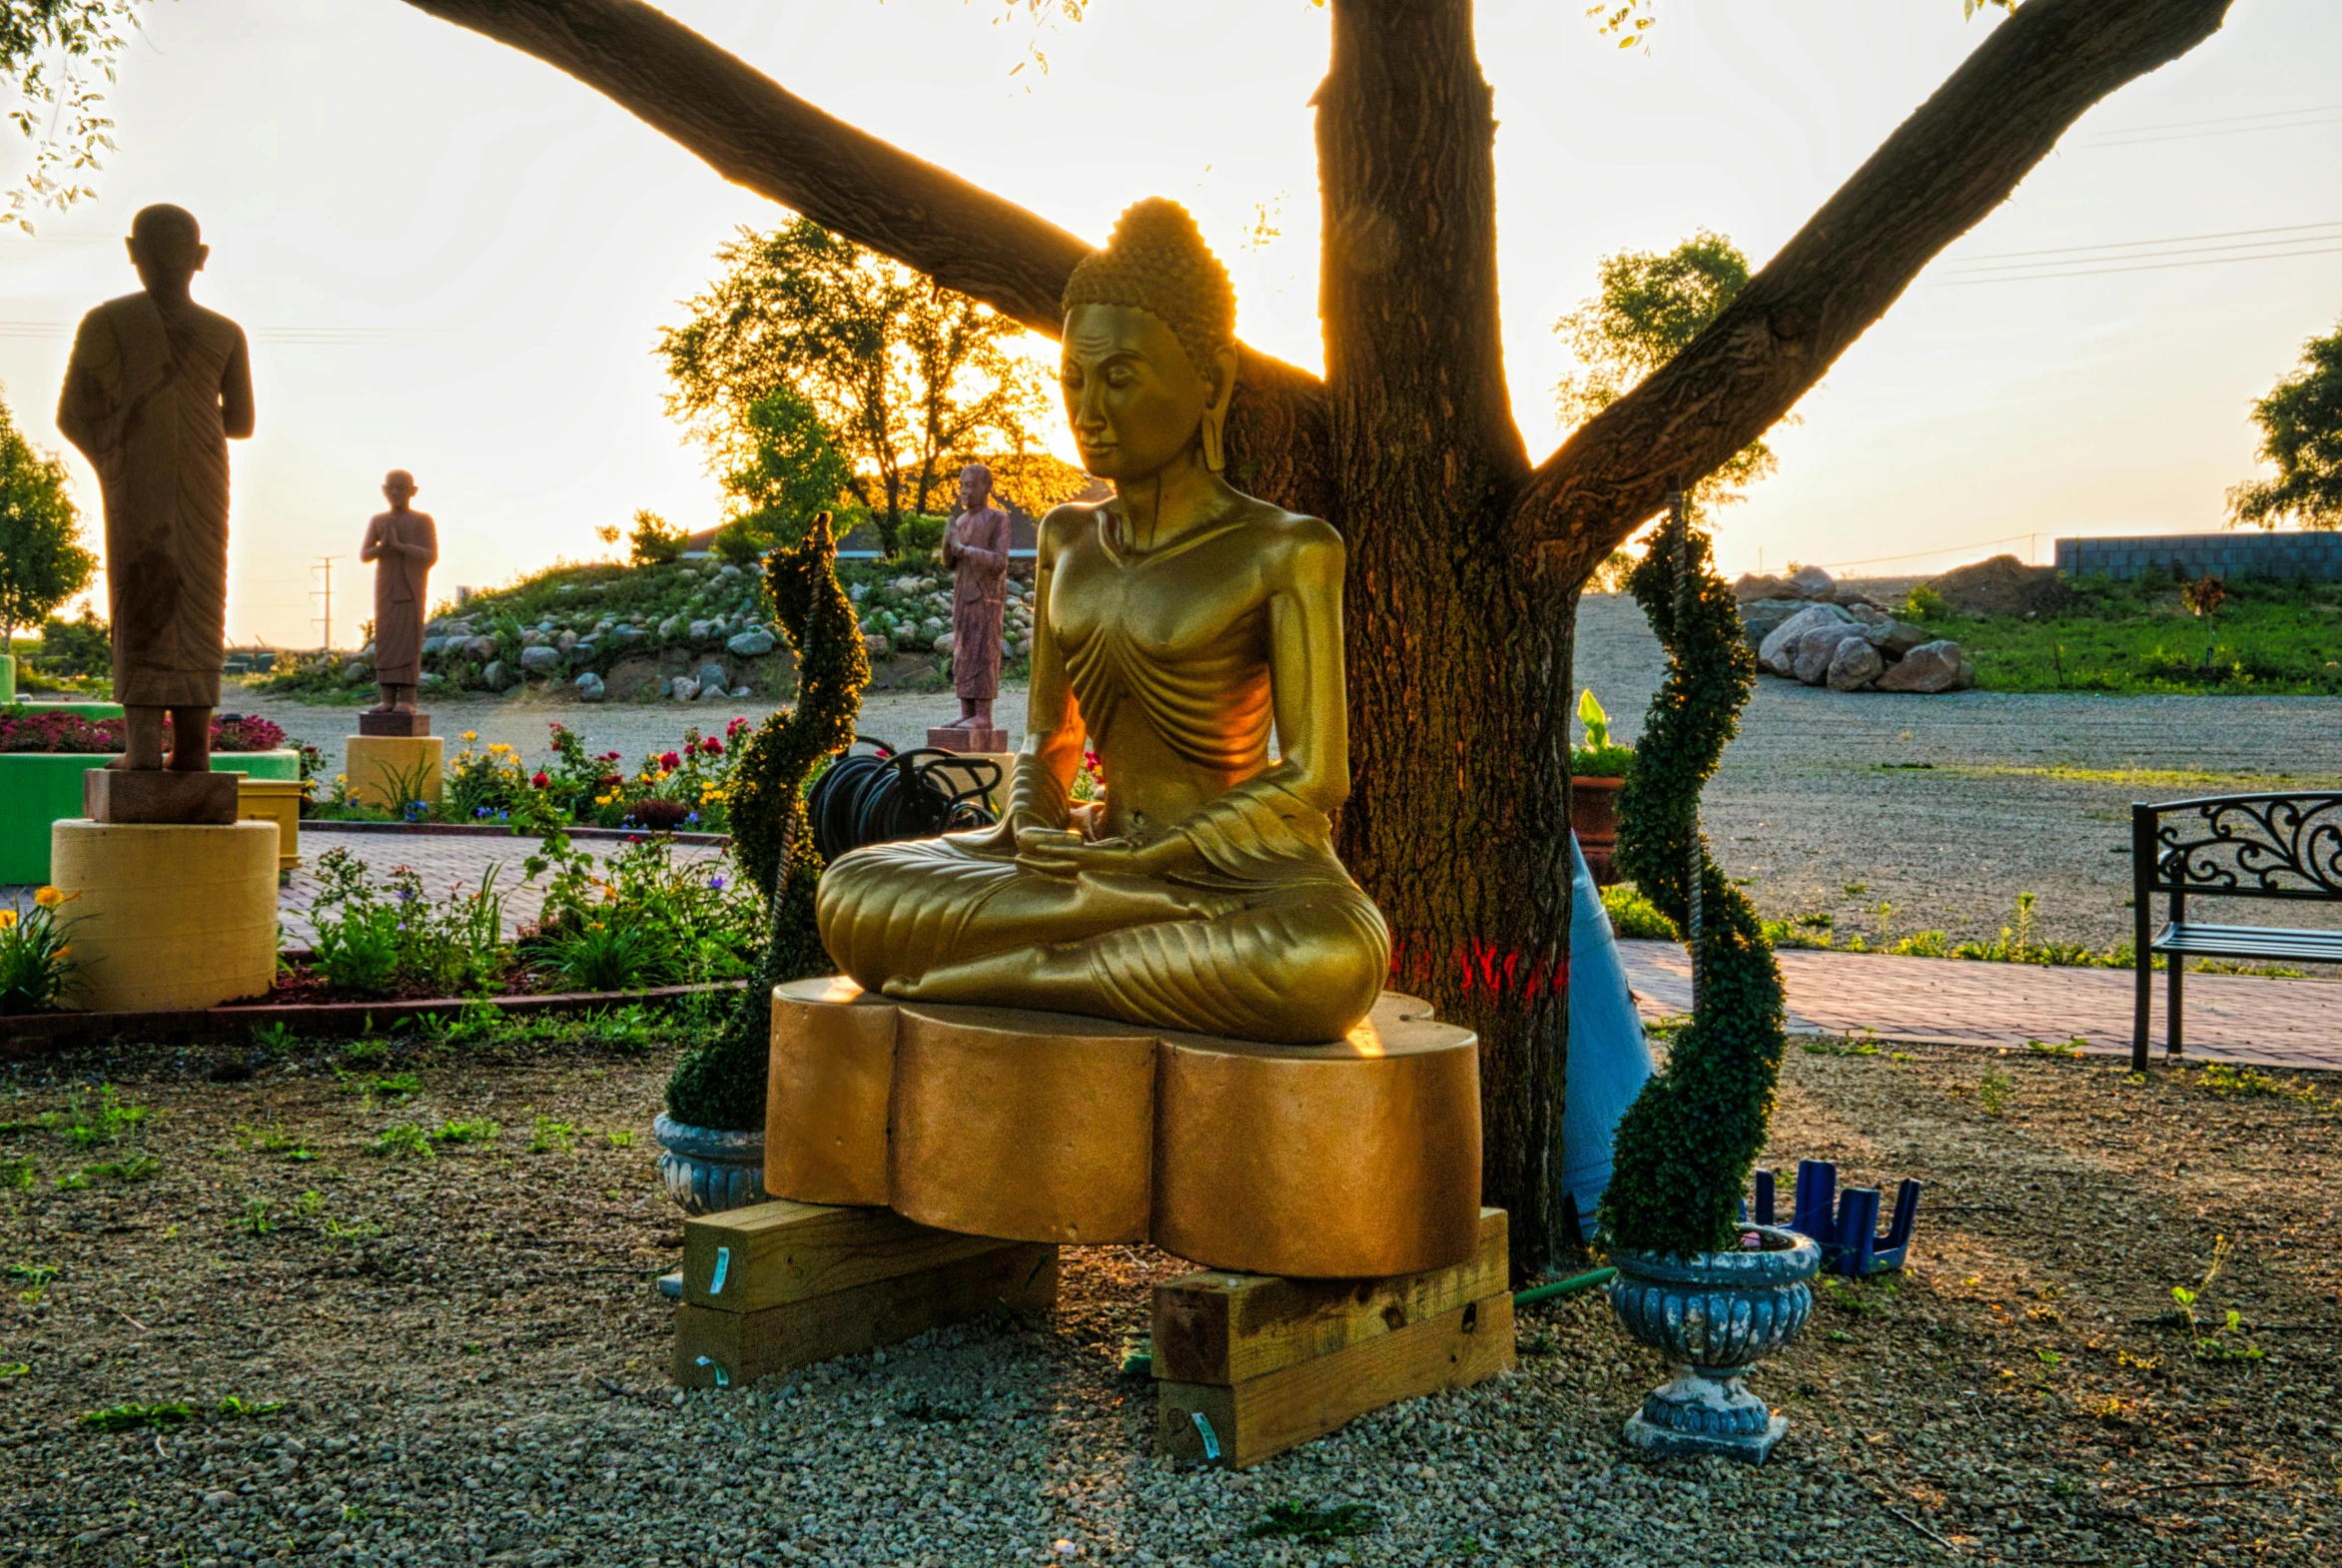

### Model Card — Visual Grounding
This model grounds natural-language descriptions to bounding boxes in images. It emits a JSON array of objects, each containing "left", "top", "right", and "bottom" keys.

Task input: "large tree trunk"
[{"left": 1316, "top": 0, "right": 1572, "bottom": 1277}]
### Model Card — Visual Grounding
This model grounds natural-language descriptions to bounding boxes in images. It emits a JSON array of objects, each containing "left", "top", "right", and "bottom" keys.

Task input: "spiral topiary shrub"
[
  {"left": 664, "top": 513, "right": 869, "bottom": 1132},
  {"left": 1596, "top": 521, "right": 1788, "bottom": 1257}
]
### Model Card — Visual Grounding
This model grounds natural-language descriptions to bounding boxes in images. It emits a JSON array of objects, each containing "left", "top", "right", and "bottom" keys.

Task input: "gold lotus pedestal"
[{"left": 664, "top": 979, "right": 1505, "bottom": 1464}]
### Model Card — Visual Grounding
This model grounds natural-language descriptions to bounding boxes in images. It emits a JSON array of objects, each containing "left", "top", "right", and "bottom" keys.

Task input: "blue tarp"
[{"left": 1562, "top": 833, "right": 1656, "bottom": 1239}]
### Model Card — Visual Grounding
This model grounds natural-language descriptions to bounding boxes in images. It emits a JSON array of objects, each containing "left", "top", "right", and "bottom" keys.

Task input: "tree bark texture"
[
  {"left": 1316, "top": 0, "right": 1572, "bottom": 1278},
  {"left": 404, "top": 0, "right": 2237, "bottom": 1278}
]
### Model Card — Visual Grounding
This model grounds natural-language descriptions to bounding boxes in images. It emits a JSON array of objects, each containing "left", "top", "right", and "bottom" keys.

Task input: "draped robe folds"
[
  {"left": 943, "top": 505, "right": 1011, "bottom": 701},
  {"left": 362, "top": 511, "right": 437, "bottom": 685},
  {"left": 57, "top": 294, "right": 251, "bottom": 709},
  {"left": 817, "top": 512, "right": 1390, "bottom": 1045}
]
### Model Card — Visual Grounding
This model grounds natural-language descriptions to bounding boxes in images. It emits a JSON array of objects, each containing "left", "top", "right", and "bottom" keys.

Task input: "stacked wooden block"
[
  {"left": 670, "top": 1198, "right": 1058, "bottom": 1389},
  {"left": 1150, "top": 1208, "right": 1515, "bottom": 1468}
]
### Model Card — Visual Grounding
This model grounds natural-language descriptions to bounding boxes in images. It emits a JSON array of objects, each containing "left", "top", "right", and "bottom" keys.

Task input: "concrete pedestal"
[
  {"left": 235, "top": 776, "right": 307, "bottom": 871},
  {"left": 926, "top": 724, "right": 1009, "bottom": 753},
  {"left": 48, "top": 819, "right": 280, "bottom": 1012},
  {"left": 344, "top": 734, "right": 443, "bottom": 811}
]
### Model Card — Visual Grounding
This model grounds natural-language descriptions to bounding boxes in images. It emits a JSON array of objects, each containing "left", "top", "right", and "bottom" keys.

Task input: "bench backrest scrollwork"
[{"left": 2132, "top": 793, "right": 2342, "bottom": 906}]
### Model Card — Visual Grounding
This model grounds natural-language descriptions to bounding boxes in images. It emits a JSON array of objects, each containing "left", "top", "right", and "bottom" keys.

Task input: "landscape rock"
[
  {"left": 480, "top": 659, "right": 509, "bottom": 690},
  {"left": 1928, "top": 553, "right": 2073, "bottom": 618},
  {"left": 700, "top": 681, "right": 733, "bottom": 702},
  {"left": 1842, "top": 602, "right": 1888, "bottom": 626},
  {"left": 657, "top": 615, "right": 683, "bottom": 640},
  {"left": 726, "top": 628, "right": 776, "bottom": 657},
  {"left": 421, "top": 636, "right": 447, "bottom": 659},
  {"left": 1826, "top": 638, "right": 1885, "bottom": 691},
  {"left": 1758, "top": 603, "right": 1856, "bottom": 675},
  {"left": 687, "top": 619, "right": 711, "bottom": 643},
  {"left": 464, "top": 635, "right": 499, "bottom": 662},
  {"left": 1738, "top": 598, "right": 1812, "bottom": 649},
  {"left": 608, "top": 624, "right": 645, "bottom": 648},
  {"left": 1832, "top": 588, "right": 1889, "bottom": 611},
  {"left": 862, "top": 633, "right": 891, "bottom": 657},
  {"left": 573, "top": 671, "right": 606, "bottom": 702},
  {"left": 1788, "top": 564, "right": 1836, "bottom": 600},
  {"left": 1733, "top": 573, "right": 1801, "bottom": 603},
  {"left": 1874, "top": 639, "right": 1969, "bottom": 694},
  {"left": 668, "top": 677, "right": 699, "bottom": 702},
  {"left": 1793, "top": 623, "right": 1869, "bottom": 685},
  {"left": 570, "top": 639, "right": 596, "bottom": 663},
  {"left": 933, "top": 632, "right": 955, "bottom": 657},
  {"left": 555, "top": 630, "right": 577, "bottom": 653},
  {"left": 518, "top": 645, "right": 562, "bottom": 676},
  {"left": 341, "top": 661, "right": 370, "bottom": 684},
  {"left": 695, "top": 661, "right": 730, "bottom": 694},
  {"left": 1865, "top": 618, "right": 1932, "bottom": 659}
]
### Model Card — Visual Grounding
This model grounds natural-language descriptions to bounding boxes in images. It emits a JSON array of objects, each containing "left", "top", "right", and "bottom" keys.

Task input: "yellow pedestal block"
[
  {"left": 48, "top": 819, "right": 280, "bottom": 1012},
  {"left": 235, "top": 776, "right": 307, "bottom": 871},
  {"left": 343, "top": 735, "right": 443, "bottom": 811},
  {"left": 766, "top": 981, "right": 1483, "bottom": 1278}
]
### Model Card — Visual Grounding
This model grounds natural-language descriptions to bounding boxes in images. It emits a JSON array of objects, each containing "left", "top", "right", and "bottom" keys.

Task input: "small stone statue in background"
[
  {"left": 931, "top": 461, "right": 1011, "bottom": 750},
  {"left": 360, "top": 469, "right": 437, "bottom": 715},
  {"left": 56, "top": 203, "right": 254, "bottom": 774}
]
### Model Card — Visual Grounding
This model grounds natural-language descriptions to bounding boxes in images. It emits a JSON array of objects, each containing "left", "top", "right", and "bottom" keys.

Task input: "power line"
[
  {"left": 1811, "top": 532, "right": 2037, "bottom": 572},
  {"left": 1941, "top": 243, "right": 2342, "bottom": 286},
  {"left": 1955, "top": 220, "right": 2342, "bottom": 265},
  {"left": 2081, "top": 100, "right": 2342, "bottom": 138}
]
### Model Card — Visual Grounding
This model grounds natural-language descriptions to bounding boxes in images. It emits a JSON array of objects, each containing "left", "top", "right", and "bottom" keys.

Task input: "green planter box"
[
  {"left": 0, "top": 749, "right": 301, "bottom": 885},
  {"left": 6, "top": 700, "right": 126, "bottom": 720}
]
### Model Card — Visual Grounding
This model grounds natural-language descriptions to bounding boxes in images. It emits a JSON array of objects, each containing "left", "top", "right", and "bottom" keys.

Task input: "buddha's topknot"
[{"left": 1062, "top": 199, "right": 1236, "bottom": 387}]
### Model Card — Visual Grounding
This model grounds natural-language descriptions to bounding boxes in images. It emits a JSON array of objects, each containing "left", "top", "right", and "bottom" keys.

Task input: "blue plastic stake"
[{"left": 1188, "top": 1411, "right": 1221, "bottom": 1461}]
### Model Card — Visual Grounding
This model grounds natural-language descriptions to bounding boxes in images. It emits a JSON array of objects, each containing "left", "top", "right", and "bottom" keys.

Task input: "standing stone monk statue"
[
  {"left": 56, "top": 204, "right": 254, "bottom": 773},
  {"left": 933, "top": 461, "right": 1011, "bottom": 747},
  {"left": 359, "top": 469, "right": 437, "bottom": 713}
]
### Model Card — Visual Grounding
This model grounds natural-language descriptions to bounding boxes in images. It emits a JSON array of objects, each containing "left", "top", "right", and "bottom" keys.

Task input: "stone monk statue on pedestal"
[
  {"left": 57, "top": 203, "right": 254, "bottom": 773},
  {"left": 360, "top": 469, "right": 437, "bottom": 714}
]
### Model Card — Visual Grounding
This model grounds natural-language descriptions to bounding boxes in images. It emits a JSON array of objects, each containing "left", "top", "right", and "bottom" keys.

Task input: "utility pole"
[{"left": 311, "top": 556, "right": 338, "bottom": 651}]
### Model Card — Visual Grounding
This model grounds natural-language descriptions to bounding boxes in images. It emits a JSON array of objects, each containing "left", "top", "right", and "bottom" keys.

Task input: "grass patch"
[
  {"left": 79, "top": 1395, "right": 286, "bottom": 1433},
  {"left": 1246, "top": 1501, "right": 1379, "bottom": 1543},
  {"left": 1909, "top": 572, "right": 2342, "bottom": 696},
  {"left": 1956, "top": 764, "right": 2339, "bottom": 792}
]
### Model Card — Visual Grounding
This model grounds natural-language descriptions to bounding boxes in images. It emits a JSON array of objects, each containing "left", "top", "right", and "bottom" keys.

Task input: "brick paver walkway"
[{"left": 1619, "top": 939, "right": 2341, "bottom": 1073}]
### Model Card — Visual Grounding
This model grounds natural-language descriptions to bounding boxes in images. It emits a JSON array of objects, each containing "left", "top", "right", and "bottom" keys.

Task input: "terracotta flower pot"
[{"left": 1571, "top": 774, "right": 1626, "bottom": 885}]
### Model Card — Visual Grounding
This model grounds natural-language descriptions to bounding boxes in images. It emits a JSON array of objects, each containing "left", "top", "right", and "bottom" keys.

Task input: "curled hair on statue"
[{"left": 1062, "top": 197, "right": 1238, "bottom": 401}]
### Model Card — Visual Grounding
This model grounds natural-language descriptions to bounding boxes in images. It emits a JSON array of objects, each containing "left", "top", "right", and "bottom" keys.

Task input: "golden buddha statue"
[{"left": 816, "top": 199, "right": 1390, "bottom": 1045}]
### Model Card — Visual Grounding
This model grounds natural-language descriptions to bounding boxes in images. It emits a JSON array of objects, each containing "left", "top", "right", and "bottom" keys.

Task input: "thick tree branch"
[
  {"left": 1515, "top": 0, "right": 2236, "bottom": 580},
  {"left": 402, "top": 0, "right": 1329, "bottom": 510}
]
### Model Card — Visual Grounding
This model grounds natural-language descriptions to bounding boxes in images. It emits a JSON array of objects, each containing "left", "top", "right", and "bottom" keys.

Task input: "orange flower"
[{"left": 33, "top": 886, "right": 64, "bottom": 910}]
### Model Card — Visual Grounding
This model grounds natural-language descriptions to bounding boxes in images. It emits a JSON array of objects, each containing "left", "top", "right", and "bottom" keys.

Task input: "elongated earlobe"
[{"left": 1200, "top": 407, "right": 1226, "bottom": 471}]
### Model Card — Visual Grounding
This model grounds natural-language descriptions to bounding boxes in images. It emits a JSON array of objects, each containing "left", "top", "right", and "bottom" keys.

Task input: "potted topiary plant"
[
  {"left": 1569, "top": 688, "right": 1634, "bottom": 885},
  {"left": 1597, "top": 511, "right": 1817, "bottom": 1464},
  {"left": 654, "top": 514, "right": 868, "bottom": 1213}
]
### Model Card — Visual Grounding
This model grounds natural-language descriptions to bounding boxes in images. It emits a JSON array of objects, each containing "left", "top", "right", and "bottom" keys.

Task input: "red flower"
[
  {"left": 598, "top": 773, "right": 624, "bottom": 789},
  {"left": 659, "top": 750, "right": 682, "bottom": 772},
  {"left": 701, "top": 737, "right": 724, "bottom": 756},
  {"left": 530, "top": 771, "right": 549, "bottom": 789},
  {"left": 726, "top": 716, "right": 750, "bottom": 736},
  {"left": 601, "top": 750, "right": 622, "bottom": 762}
]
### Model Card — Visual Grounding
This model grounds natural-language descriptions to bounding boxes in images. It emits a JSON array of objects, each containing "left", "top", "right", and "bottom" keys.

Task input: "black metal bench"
[{"left": 2132, "top": 793, "right": 2342, "bottom": 1071}]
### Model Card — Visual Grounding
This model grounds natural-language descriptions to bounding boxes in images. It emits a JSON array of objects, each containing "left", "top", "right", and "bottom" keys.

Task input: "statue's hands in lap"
[{"left": 1012, "top": 827, "right": 1190, "bottom": 882}]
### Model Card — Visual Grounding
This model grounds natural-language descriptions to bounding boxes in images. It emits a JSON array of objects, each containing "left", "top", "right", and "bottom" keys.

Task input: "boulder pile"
[{"left": 1734, "top": 565, "right": 1973, "bottom": 695}]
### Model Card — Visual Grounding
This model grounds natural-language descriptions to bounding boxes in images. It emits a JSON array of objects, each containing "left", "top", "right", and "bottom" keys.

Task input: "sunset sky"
[{"left": 2, "top": 0, "right": 2338, "bottom": 647}]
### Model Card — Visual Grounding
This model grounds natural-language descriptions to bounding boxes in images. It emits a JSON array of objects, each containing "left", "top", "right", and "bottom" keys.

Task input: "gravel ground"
[
  {"left": 3, "top": 1025, "right": 2335, "bottom": 1566},
  {"left": 227, "top": 592, "right": 2342, "bottom": 955}
]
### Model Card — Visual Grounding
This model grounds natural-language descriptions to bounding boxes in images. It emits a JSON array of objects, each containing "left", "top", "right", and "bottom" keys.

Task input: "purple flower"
[
  {"left": 708, "top": 875, "right": 727, "bottom": 892},
  {"left": 685, "top": 812, "right": 700, "bottom": 825}
]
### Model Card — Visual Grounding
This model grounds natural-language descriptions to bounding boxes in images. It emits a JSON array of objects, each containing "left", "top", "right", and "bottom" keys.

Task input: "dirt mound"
[{"left": 1927, "top": 553, "right": 2073, "bottom": 618}]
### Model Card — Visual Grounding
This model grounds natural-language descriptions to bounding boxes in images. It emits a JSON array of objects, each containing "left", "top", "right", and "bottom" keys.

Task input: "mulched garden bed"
[{"left": 0, "top": 1025, "right": 2333, "bottom": 1565}]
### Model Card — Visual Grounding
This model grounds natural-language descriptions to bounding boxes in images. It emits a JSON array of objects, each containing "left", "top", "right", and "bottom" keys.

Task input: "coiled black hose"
[{"left": 807, "top": 737, "right": 1001, "bottom": 862}]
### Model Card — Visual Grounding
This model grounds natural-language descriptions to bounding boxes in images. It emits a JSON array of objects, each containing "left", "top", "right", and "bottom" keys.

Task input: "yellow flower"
[
  {"left": 461, "top": 730, "right": 479, "bottom": 742},
  {"left": 34, "top": 886, "right": 64, "bottom": 909},
  {"left": 0, "top": 910, "right": 16, "bottom": 931},
  {"left": 489, "top": 743, "right": 511, "bottom": 755}
]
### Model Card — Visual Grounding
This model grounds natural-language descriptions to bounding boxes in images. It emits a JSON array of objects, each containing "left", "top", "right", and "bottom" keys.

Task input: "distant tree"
[
  {"left": 627, "top": 507, "right": 686, "bottom": 565},
  {"left": 659, "top": 219, "right": 1049, "bottom": 556},
  {"left": 0, "top": 389, "right": 95, "bottom": 647},
  {"left": 2228, "top": 316, "right": 2342, "bottom": 531},
  {"left": 939, "top": 446, "right": 1092, "bottom": 520},
  {"left": 1554, "top": 233, "right": 1780, "bottom": 514},
  {"left": 722, "top": 386, "right": 856, "bottom": 550}
]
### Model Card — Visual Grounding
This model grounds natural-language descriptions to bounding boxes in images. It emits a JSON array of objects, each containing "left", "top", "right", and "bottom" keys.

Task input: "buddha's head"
[
  {"left": 127, "top": 204, "right": 207, "bottom": 298},
  {"left": 383, "top": 469, "right": 417, "bottom": 508},
  {"left": 1060, "top": 199, "right": 1238, "bottom": 482}
]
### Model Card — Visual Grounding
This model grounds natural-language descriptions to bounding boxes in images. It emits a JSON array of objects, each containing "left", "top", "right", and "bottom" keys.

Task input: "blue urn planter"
[
  {"left": 1607, "top": 1223, "right": 1821, "bottom": 1462},
  {"left": 652, "top": 1113, "right": 768, "bottom": 1215}
]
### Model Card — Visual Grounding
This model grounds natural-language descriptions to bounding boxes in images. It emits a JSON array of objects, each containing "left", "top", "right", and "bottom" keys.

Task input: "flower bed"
[
  {"left": 0, "top": 728, "right": 301, "bottom": 884},
  {"left": 308, "top": 720, "right": 753, "bottom": 833}
]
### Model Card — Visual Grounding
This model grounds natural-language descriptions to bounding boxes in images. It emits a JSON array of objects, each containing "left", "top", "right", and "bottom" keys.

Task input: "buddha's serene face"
[
  {"left": 383, "top": 472, "right": 416, "bottom": 507},
  {"left": 1061, "top": 304, "right": 1211, "bottom": 482}
]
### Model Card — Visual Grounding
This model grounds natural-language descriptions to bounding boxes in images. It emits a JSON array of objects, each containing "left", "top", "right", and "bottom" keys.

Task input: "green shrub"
[
  {"left": 1600, "top": 522, "right": 1786, "bottom": 1258},
  {"left": 1903, "top": 583, "right": 1951, "bottom": 621},
  {"left": 1600, "top": 883, "right": 1679, "bottom": 941},
  {"left": 665, "top": 514, "right": 867, "bottom": 1132}
]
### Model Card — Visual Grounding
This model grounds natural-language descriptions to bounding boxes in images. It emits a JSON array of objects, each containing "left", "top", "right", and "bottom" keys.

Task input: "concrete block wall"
[{"left": 2054, "top": 531, "right": 2342, "bottom": 582}]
